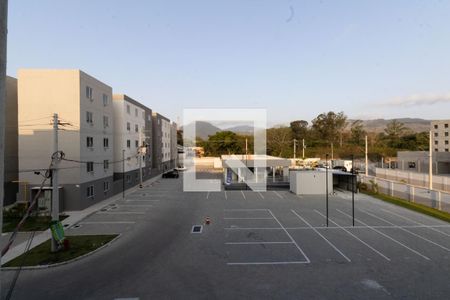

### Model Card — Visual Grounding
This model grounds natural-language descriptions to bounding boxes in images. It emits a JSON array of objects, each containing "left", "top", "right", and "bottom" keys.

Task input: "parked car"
[{"left": 162, "top": 169, "right": 179, "bottom": 178}]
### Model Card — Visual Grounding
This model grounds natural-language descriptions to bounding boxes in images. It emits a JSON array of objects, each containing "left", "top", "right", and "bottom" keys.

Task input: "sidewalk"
[{"left": 1, "top": 174, "right": 162, "bottom": 265}]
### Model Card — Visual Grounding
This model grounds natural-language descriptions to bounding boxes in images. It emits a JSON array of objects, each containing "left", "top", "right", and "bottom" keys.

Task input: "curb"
[{"left": 1, "top": 234, "right": 122, "bottom": 271}]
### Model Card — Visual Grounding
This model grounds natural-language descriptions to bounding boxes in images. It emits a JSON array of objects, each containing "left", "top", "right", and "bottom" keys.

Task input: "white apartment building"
[
  {"left": 18, "top": 69, "right": 114, "bottom": 210},
  {"left": 431, "top": 120, "right": 450, "bottom": 152},
  {"left": 112, "top": 94, "right": 153, "bottom": 188},
  {"left": 152, "top": 112, "right": 172, "bottom": 172}
]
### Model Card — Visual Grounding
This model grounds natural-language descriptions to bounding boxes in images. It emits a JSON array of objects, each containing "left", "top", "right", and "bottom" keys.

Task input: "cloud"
[{"left": 378, "top": 93, "right": 450, "bottom": 107}]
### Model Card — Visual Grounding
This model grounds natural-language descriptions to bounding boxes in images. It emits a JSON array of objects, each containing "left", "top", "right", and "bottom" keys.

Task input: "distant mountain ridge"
[
  {"left": 182, "top": 118, "right": 432, "bottom": 139},
  {"left": 349, "top": 118, "right": 431, "bottom": 133}
]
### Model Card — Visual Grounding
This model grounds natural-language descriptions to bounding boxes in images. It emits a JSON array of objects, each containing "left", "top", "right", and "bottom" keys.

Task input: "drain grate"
[{"left": 191, "top": 225, "right": 203, "bottom": 233}]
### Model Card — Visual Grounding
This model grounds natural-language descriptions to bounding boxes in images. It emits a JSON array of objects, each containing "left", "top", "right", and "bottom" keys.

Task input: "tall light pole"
[
  {"left": 0, "top": 0, "right": 8, "bottom": 291},
  {"left": 365, "top": 135, "right": 369, "bottom": 176},
  {"left": 325, "top": 154, "right": 329, "bottom": 227},
  {"left": 429, "top": 131, "right": 433, "bottom": 190},
  {"left": 122, "top": 149, "right": 125, "bottom": 199},
  {"left": 293, "top": 139, "right": 297, "bottom": 159},
  {"left": 138, "top": 128, "right": 143, "bottom": 188},
  {"left": 302, "top": 138, "right": 305, "bottom": 159}
]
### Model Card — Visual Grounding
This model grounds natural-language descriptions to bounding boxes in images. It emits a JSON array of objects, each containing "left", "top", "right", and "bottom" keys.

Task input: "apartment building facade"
[
  {"left": 170, "top": 122, "right": 178, "bottom": 168},
  {"left": 4, "top": 76, "right": 18, "bottom": 206},
  {"left": 112, "top": 94, "right": 153, "bottom": 190},
  {"left": 431, "top": 120, "right": 450, "bottom": 152},
  {"left": 152, "top": 112, "right": 172, "bottom": 172},
  {"left": 18, "top": 69, "right": 114, "bottom": 210}
]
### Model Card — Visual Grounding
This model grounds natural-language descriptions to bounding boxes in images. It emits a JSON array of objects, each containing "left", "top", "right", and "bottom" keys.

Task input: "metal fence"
[{"left": 359, "top": 175, "right": 450, "bottom": 214}]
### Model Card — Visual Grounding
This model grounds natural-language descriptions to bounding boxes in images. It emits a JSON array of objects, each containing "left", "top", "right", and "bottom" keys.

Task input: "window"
[
  {"left": 86, "top": 86, "right": 93, "bottom": 100},
  {"left": 446, "top": 140, "right": 449, "bottom": 145},
  {"left": 446, "top": 149, "right": 449, "bottom": 152},
  {"left": 86, "top": 136, "right": 93, "bottom": 148},
  {"left": 103, "top": 159, "right": 109, "bottom": 170},
  {"left": 86, "top": 111, "right": 93, "bottom": 124},
  {"left": 148, "top": 115, "right": 151, "bottom": 121},
  {"left": 103, "top": 94, "right": 108, "bottom": 106},
  {"left": 142, "top": 111, "right": 145, "bottom": 119},
  {"left": 103, "top": 181, "right": 109, "bottom": 192},
  {"left": 103, "top": 116, "right": 109, "bottom": 128},
  {"left": 87, "top": 185, "right": 94, "bottom": 198},
  {"left": 127, "top": 122, "right": 130, "bottom": 131},
  {"left": 126, "top": 104, "right": 130, "bottom": 114},
  {"left": 127, "top": 140, "right": 131, "bottom": 148},
  {"left": 408, "top": 162, "right": 416, "bottom": 168},
  {"left": 434, "top": 132, "right": 438, "bottom": 137},
  {"left": 435, "top": 148, "right": 438, "bottom": 152},
  {"left": 103, "top": 137, "right": 109, "bottom": 148},
  {"left": 446, "top": 132, "right": 449, "bottom": 137},
  {"left": 135, "top": 140, "right": 139, "bottom": 148},
  {"left": 446, "top": 124, "right": 449, "bottom": 128},
  {"left": 126, "top": 175, "right": 131, "bottom": 183},
  {"left": 435, "top": 140, "right": 438, "bottom": 145},
  {"left": 434, "top": 124, "right": 438, "bottom": 129},
  {"left": 135, "top": 124, "right": 139, "bottom": 133},
  {"left": 87, "top": 162, "right": 94, "bottom": 172},
  {"left": 135, "top": 108, "right": 138, "bottom": 117}
]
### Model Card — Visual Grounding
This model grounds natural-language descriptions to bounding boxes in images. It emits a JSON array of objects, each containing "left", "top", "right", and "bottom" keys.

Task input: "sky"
[{"left": 6, "top": 0, "right": 450, "bottom": 126}]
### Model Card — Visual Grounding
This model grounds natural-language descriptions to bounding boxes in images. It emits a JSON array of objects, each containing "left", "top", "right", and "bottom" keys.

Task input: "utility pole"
[
  {"left": 51, "top": 113, "right": 60, "bottom": 252},
  {"left": 325, "top": 153, "right": 329, "bottom": 227},
  {"left": 331, "top": 143, "right": 334, "bottom": 160},
  {"left": 245, "top": 138, "right": 248, "bottom": 158},
  {"left": 302, "top": 138, "right": 305, "bottom": 159},
  {"left": 293, "top": 139, "right": 297, "bottom": 159},
  {"left": 365, "top": 135, "right": 369, "bottom": 176},
  {"left": 429, "top": 131, "right": 433, "bottom": 190},
  {"left": 351, "top": 154, "right": 355, "bottom": 227},
  {"left": 138, "top": 128, "right": 143, "bottom": 188},
  {"left": 0, "top": 0, "right": 8, "bottom": 292},
  {"left": 122, "top": 149, "right": 125, "bottom": 199}
]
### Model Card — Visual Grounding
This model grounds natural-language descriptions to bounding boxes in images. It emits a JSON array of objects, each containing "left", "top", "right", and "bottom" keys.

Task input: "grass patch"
[
  {"left": 2, "top": 215, "right": 68, "bottom": 232},
  {"left": 361, "top": 190, "right": 450, "bottom": 223},
  {"left": 3, "top": 235, "right": 118, "bottom": 267}
]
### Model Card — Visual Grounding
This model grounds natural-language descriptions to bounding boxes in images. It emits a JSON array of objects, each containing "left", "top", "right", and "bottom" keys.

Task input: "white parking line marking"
[
  {"left": 241, "top": 190, "right": 246, "bottom": 199},
  {"left": 206, "top": 191, "right": 210, "bottom": 199},
  {"left": 81, "top": 221, "right": 136, "bottom": 224},
  {"left": 315, "top": 209, "right": 390, "bottom": 261},
  {"left": 274, "top": 191, "right": 283, "bottom": 199},
  {"left": 227, "top": 261, "right": 309, "bottom": 266},
  {"left": 336, "top": 209, "right": 430, "bottom": 260},
  {"left": 258, "top": 192, "right": 265, "bottom": 199},
  {"left": 97, "top": 211, "right": 145, "bottom": 215},
  {"left": 126, "top": 199, "right": 160, "bottom": 202},
  {"left": 225, "top": 191, "right": 228, "bottom": 200},
  {"left": 267, "top": 209, "right": 310, "bottom": 263},
  {"left": 225, "top": 241, "right": 293, "bottom": 245},
  {"left": 292, "top": 210, "right": 351, "bottom": 262},
  {"left": 118, "top": 205, "right": 153, "bottom": 207},
  {"left": 224, "top": 217, "right": 273, "bottom": 220},
  {"left": 360, "top": 209, "right": 450, "bottom": 252},
  {"left": 224, "top": 209, "right": 268, "bottom": 211},
  {"left": 380, "top": 208, "right": 450, "bottom": 237}
]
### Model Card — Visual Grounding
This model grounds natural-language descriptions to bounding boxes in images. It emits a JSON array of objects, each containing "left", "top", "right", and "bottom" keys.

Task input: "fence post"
[
  {"left": 390, "top": 181, "right": 394, "bottom": 197},
  {"left": 411, "top": 186, "right": 415, "bottom": 203},
  {"left": 438, "top": 191, "right": 442, "bottom": 211}
]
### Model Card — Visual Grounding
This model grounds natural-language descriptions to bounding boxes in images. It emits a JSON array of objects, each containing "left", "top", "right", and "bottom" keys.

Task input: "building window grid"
[
  {"left": 86, "top": 111, "right": 93, "bottom": 125},
  {"left": 86, "top": 136, "right": 94, "bottom": 148},
  {"left": 103, "top": 181, "right": 109, "bottom": 192},
  {"left": 103, "top": 116, "right": 109, "bottom": 128},
  {"left": 86, "top": 86, "right": 93, "bottom": 100},
  {"left": 87, "top": 162, "right": 94, "bottom": 173},
  {"left": 103, "top": 138, "right": 109, "bottom": 148},
  {"left": 87, "top": 185, "right": 94, "bottom": 198},
  {"left": 103, "top": 94, "right": 108, "bottom": 106}
]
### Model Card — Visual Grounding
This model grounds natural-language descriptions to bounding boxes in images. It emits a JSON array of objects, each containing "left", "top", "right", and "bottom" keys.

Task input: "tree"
[
  {"left": 266, "top": 127, "right": 293, "bottom": 157},
  {"left": 350, "top": 120, "right": 366, "bottom": 146},
  {"left": 290, "top": 120, "right": 309, "bottom": 140},
  {"left": 383, "top": 120, "right": 408, "bottom": 148},
  {"left": 203, "top": 131, "right": 243, "bottom": 156},
  {"left": 311, "top": 111, "right": 347, "bottom": 146}
]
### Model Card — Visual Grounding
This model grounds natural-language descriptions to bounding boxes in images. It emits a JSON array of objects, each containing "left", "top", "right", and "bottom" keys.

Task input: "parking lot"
[{"left": 4, "top": 174, "right": 450, "bottom": 299}]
